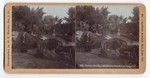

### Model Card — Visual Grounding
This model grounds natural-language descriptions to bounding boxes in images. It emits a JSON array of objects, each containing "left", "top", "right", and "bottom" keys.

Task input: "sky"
[
  {"left": 29, "top": 6, "right": 73, "bottom": 18},
  {"left": 97, "top": 6, "right": 135, "bottom": 18},
  {"left": 29, "top": 5, "right": 135, "bottom": 18}
]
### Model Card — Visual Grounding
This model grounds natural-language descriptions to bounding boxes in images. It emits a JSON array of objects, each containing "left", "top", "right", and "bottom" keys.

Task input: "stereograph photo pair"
[{"left": 4, "top": 3, "right": 146, "bottom": 74}]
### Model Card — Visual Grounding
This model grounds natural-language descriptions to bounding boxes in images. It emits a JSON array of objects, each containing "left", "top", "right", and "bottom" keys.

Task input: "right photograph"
[{"left": 75, "top": 5, "right": 139, "bottom": 68}]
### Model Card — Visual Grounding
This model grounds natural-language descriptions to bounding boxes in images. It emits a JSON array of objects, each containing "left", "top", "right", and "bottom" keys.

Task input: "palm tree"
[{"left": 108, "top": 15, "right": 124, "bottom": 35}]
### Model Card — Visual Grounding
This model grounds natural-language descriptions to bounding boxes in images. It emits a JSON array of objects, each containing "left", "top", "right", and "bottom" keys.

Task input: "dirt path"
[
  {"left": 12, "top": 53, "right": 70, "bottom": 69},
  {"left": 12, "top": 52, "right": 131, "bottom": 69},
  {"left": 75, "top": 52, "right": 129, "bottom": 68}
]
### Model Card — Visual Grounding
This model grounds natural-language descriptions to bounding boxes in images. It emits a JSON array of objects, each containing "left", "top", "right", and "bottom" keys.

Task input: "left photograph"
[{"left": 12, "top": 5, "right": 75, "bottom": 69}]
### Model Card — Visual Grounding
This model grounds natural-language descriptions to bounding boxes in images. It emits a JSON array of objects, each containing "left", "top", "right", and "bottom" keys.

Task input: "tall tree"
[
  {"left": 129, "top": 6, "right": 139, "bottom": 23},
  {"left": 72, "top": 6, "right": 110, "bottom": 35},
  {"left": 108, "top": 15, "right": 124, "bottom": 34},
  {"left": 12, "top": 6, "right": 45, "bottom": 33},
  {"left": 122, "top": 7, "right": 139, "bottom": 41}
]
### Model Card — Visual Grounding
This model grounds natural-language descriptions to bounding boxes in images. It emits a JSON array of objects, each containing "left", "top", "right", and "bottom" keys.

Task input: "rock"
[
  {"left": 105, "top": 49, "right": 120, "bottom": 59},
  {"left": 26, "top": 49, "right": 38, "bottom": 55},
  {"left": 91, "top": 48, "right": 102, "bottom": 55}
]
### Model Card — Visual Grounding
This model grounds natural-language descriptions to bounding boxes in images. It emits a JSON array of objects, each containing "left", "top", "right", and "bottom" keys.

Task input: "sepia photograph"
[
  {"left": 12, "top": 5, "right": 76, "bottom": 68},
  {"left": 75, "top": 5, "right": 139, "bottom": 68},
  {"left": 12, "top": 5, "right": 139, "bottom": 69}
]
